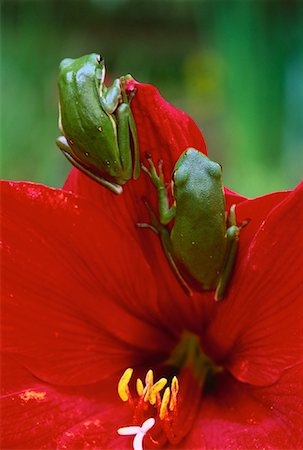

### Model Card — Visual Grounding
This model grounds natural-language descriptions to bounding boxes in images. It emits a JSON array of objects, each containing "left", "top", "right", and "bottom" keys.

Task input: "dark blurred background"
[{"left": 1, "top": 0, "right": 303, "bottom": 197}]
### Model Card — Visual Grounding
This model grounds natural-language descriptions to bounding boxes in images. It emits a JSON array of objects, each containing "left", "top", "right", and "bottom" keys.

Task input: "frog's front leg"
[
  {"left": 116, "top": 107, "right": 140, "bottom": 180},
  {"left": 142, "top": 158, "right": 176, "bottom": 225},
  {"left": 215, "top": 205, "right": 241, "bottom": 301},
  {"left": 105, "top": 77, "right": 139, "bottom": 181},
  {"left": 140, "top": 159, "right": 192, "bottom": 295},
  {"left": 100, "top": 78, "right": 121, "bottom": 113}
]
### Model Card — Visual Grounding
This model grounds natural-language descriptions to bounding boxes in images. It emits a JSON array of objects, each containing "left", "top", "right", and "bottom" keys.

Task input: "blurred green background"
[{"left": 1, "top": 0, "right": 303, "bottom": 197}]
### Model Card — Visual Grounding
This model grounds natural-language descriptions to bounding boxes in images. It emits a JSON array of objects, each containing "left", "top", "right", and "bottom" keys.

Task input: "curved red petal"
[
  {"left": 1, "top": 181, "right": 175, "bottom": 385},
  {"left": 56, "top": 411, "right": 131, "bottom": 450},
  {"left": 224, "top": 186, "right": 247, "bottom": 210},
  {"left": 1, "top": 354, "right": 131, "bottom": 449},
  {"left": 182, "top": 363, "right": 303, "bottom": 449},
  {"left": 205, "top": 182, "right": 303, "bottom": 386},
  {"left": 127, "top": 80, "right": 207, "bottom": 176}
]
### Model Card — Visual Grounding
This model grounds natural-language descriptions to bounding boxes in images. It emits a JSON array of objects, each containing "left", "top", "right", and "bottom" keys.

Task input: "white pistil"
[{"left": 117, "top": 417, "right": 155, "bottom": 450}]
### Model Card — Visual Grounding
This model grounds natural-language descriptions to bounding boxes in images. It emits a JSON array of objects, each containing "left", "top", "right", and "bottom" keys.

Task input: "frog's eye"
[
  {"left": 96, "top": 54, "right": 104, "bottom": 64},
  {"left": 208, "top": 162, "right": 222, "bottom": 179},
  {"left": 172, "top": 169, "right": 177, "bottom": 183},
  {"left": 171, "top": 173, "right": 176, "bottom": 196}
]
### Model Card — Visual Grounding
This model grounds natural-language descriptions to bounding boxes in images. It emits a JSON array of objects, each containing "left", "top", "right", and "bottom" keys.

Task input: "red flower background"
[{"left": 1, "top": 81, "right": 303, "bottom": 449}]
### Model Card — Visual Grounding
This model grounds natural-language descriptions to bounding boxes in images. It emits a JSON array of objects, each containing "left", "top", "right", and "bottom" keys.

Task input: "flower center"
[{"left": 117, "top": 331, "right": 222, "bottom": 449}]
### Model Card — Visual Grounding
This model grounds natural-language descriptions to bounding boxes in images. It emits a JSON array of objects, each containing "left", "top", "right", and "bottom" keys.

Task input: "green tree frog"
[
  {"left": 56, "top": 53, "right": 139, "bottom": 194},
  {"left": 140, "top": 148, "right": 244, "bottom": 300}
]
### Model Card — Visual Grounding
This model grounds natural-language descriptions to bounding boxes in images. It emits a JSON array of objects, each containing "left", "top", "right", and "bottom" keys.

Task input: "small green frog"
[
  {"left": 56, "top": 53, "right": 139, "bottom": 194},
  {"left": 140, "top": 148, "right": 243, "bottom": 300}
]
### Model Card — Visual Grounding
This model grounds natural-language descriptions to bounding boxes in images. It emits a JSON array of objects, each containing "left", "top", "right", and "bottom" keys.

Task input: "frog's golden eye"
[
  {"left": 172, "top": 169, "right": 177, "bottom": 183},
  {"left": 96, "top": 54, "right": 104, "bottom": 64}
]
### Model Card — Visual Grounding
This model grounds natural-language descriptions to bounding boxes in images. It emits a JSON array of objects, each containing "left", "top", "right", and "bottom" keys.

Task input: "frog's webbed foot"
[
  {"left": 120, "top": 75, "right": 137, "bottom": 105},
  {"left": 141, "top": 157, "right": 165, "bottom": 191},
  {"left": 128, "top": 88, "right": 137, "bottom": 104},
  {"left": 228, "top": 204, "right": 250, "bottom": 229},
  {"left": 142, "top": 155, "right": 175, "bottom": 225},
  {"left": 141, "top": 155, "right": 168, "bottom": 201},
  {"left": 120, "top": 73, "right": 137, "bottom": 102}
]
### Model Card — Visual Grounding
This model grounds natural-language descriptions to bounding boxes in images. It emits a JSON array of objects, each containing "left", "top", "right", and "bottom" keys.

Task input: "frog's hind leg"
[
  {"left": 127, "top": 108, "right": 140, "bottom": 180},
  {"left": 56, "top": 136, "right": 123, "bottom": 195},
  {"left": 215, "top": 204, "right": 247, "bottom": 301},
  {"left": 136, "top": 198, "right": 162, "bottom": 234},
  {"left": 137, "top": 200, "right": 193, "bottom": 296}
]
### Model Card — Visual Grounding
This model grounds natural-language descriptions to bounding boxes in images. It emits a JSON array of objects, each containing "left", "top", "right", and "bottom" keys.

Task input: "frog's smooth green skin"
[
  {"left": 140, "top": 148, "right": 242, "bottom": 300},
  {"left": 56, "top": 53, "right": 140, "bottom": 195}
]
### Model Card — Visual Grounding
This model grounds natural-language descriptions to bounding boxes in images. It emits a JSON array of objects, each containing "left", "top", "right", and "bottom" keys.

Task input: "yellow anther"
[
  {"left": 143, "top": 369, "right": 154, "bottom": 402},
  {"left": 143, "top": 386, "right": 150, "bottom": 402},
  {"left": 118, "top": 368, "right": 133, "bottom": 402},
  {"left": 136, "top": 378, "right": 144, "bottom": 396},
  {"left": 169, "top": 376, "right": 179, "bottom": 411},
  {"left": 149, "top": 378, "right": 167, "bottom": 405},
  {"left": 159, "top": 386, "right": 170, "bottom": 420},
  {"left": 171, "top": 376, "right": 179, "bottom": 393},
  {"left": 145, "top": 369, "right": 154, "bottom": 387}
]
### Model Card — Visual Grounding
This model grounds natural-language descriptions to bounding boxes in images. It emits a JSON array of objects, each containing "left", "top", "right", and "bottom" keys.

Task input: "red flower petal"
[
  {"left": 126, "top": 80, "right": 207, "bottom": 177},
  {"left": 182, "top": 363, "right": 303, "bottom": 449},
  {"left": 224, "top": 186, "right": 247, "bottom": 211},
  {"left": 1, "top": 354, "right": 131, "bottom": 449},
  {"left": 205, "top": 182, "right": 303, "bottom": 386},
  {"left": 1, "top": 181, "right": 175, "bottom": 385},
  {"left": 56, "top": 411, "right": 131, "bottom": 450}
]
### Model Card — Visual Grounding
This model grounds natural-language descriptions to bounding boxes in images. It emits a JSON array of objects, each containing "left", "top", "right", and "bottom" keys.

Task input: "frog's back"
[
  {"left": 58, "top": 54, "right": 121, "bottom": 178},
  {"left": 171, "top": 149, "right": 227, "bottom": 289}
]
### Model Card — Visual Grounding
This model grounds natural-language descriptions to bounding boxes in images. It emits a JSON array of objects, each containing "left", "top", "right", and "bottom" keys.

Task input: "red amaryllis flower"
[{"left": 1, "top": 82, "right": 303, "bottom": 449}]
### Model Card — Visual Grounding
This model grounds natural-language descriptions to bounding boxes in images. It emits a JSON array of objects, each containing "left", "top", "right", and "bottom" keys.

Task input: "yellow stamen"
[
  {"left": 145, "top": 369, "right": 154, "bottom": 387},
  {"left": 169, "top": 376, "right": 179, "bottom": 411},
  {"left": 143, "top": 370, "right": 154, "bottom": 402},
  {"left": 149, "top": 378, "right": 167, "bottom": 405},
  {"left": 118, "top": 368, "right": 133, "bottom": 402},
  {"left": 136, "top": 378, "right": 144, "bottom": 396},
  {"left": 159, "top": 386, "right": 170, "bottom": 420},
  {"left": 143, "top": 388, "right": 150, "bottom": 402}
]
